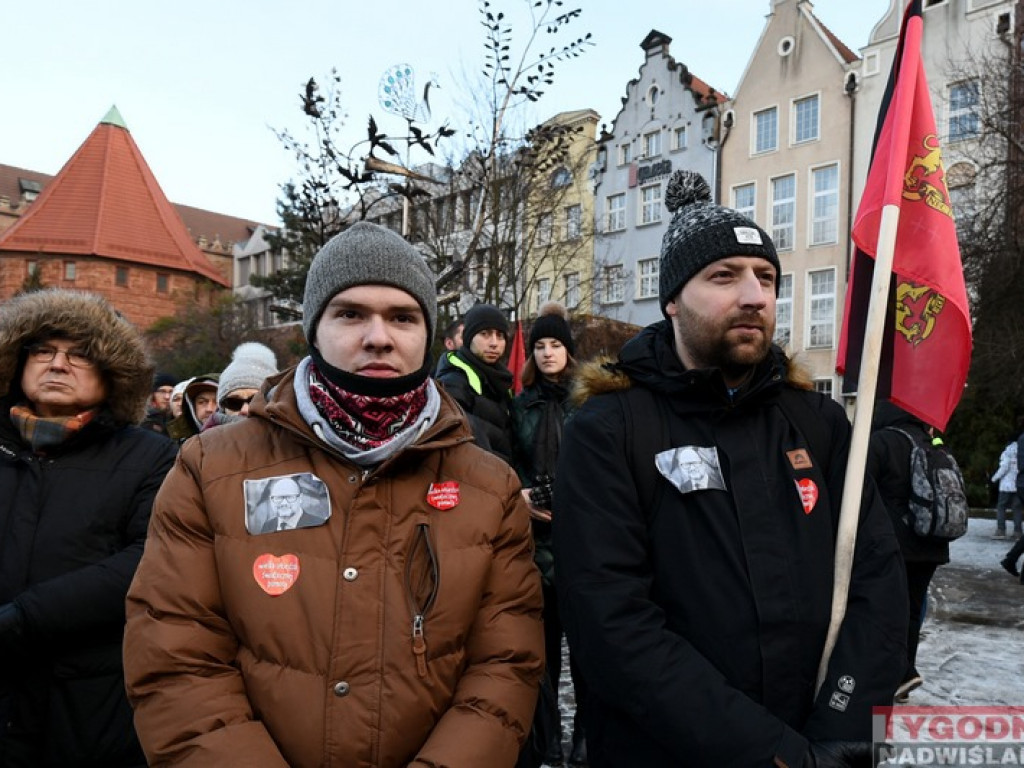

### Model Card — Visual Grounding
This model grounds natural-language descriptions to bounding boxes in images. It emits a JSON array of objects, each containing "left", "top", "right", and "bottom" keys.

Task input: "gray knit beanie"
[
  {"left": 659, "top": 170, "right": 780, "bottom": 314},
  {"left": 302, "top": 222, "right": 437, "bottom": 345},
  {"left": 217, "top": 342, "right": 279, "bottom": 405}
]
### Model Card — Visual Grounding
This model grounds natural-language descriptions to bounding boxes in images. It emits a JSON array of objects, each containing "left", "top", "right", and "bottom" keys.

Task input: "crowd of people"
[{"left": 0, "top": 169, "right": 992, "bottom": 768}]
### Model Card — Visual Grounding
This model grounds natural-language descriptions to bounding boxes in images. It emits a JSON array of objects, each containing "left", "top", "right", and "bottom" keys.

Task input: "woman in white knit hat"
[{"left": 201, "top": 342, "right": 278, "bottom": 430}]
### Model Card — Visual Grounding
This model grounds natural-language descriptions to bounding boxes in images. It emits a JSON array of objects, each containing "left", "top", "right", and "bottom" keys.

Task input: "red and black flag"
[{"left": 837, "top": 0, "right": 972, "bottom": 431}]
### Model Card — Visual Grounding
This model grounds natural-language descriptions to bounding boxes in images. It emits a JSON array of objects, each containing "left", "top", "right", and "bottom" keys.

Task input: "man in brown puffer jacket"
[{"left": 124, "top": 222, "right": 545, "bottom": 768}]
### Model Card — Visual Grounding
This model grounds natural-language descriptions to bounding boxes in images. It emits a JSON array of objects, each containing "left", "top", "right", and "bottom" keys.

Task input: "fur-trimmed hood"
[
  {"left": 0, "top": 289, "right": 154, "bottom": 426},
  {"left": 571, "top": 320, "right": 811, "bottom": 408}
]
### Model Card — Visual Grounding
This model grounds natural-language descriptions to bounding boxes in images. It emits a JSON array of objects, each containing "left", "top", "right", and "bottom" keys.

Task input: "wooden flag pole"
[{"left": 815, "top": 203, "right": 900, "bottom": 694}]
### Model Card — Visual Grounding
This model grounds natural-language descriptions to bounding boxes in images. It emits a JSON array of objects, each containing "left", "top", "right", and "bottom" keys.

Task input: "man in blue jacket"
[{"left": 553, "top": 171, "right": 907, "bottom": 768}]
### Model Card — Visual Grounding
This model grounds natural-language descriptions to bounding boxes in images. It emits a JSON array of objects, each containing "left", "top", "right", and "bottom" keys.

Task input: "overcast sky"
[{"left": 3, "top": 0, "right": 894, "bottom": 224}]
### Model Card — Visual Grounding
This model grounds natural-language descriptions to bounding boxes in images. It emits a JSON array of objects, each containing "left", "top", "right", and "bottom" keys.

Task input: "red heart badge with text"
[
  {"left": 253, "top": 553, "right": 300, "bottom": 596},
  {"left": 427, "top": 481, "right": 460, "bottom": 511},
  {"left": 795, "top": 478, "right": 819, "bottom": 515}
]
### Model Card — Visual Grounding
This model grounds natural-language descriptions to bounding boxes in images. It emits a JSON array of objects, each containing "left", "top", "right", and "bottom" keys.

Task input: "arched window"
[{"left": 551, "top": 167, "right": 572, "bottom": 188}]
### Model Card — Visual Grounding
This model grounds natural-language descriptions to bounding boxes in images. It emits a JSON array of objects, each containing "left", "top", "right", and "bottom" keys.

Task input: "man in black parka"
[
  {"left": 553, "top": 171, "right": 907, "bottom": 768},
  {"left": 435, "top": 303, "right": 515, "bottom": 462},
  {"left": 0, "top": 289, "right": 177, "bottom": 767}
]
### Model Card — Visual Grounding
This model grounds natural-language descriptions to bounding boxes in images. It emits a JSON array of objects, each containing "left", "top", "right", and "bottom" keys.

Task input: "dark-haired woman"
[{"left": 512, "top": 302, "right": 587, "bottom": 767}]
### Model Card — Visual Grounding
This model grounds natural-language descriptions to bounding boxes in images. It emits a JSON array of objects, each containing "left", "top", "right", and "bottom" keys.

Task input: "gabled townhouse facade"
[
  {"left": 852, "top": 0, "right": 1014, "bottom": 237},
  {"left": 591, "top": 30, "right": 726, "bottom": 328},
  {"left": 521, "top": 109, "right": 600, "bottom": 318},
  {"left": 719, "top": 0, "right": 861, "bottom": 397}
]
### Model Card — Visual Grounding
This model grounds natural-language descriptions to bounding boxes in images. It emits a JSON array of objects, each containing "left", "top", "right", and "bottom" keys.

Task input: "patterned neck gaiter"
[{"left": 307, "top": 361, "right": 429, "bottom": 452}]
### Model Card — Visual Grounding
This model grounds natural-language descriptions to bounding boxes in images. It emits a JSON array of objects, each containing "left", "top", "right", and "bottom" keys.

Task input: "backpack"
[{"left": 885, "top": 426, "right": 969, "bottom": 540}]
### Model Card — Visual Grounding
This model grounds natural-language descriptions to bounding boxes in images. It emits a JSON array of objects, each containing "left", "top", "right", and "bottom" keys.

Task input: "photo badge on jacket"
[
  {"left": 656, "top": 445, "right": 726, "bottom": 494},
  {"left": 243, "top": 472, "right": 332, "bottom": 534}
]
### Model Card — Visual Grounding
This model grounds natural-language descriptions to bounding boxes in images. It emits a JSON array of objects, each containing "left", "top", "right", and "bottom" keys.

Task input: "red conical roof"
[{"left": 0, "top": 106, "right": 228, "bottom": 285}]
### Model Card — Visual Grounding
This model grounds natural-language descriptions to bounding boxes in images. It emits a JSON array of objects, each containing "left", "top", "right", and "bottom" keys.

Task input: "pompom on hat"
[
  {"left": 658, "top": 170, "right": 780, "bottom": 315},
  {"left": 217, "top": 342, "right": 279, "bottom": 405},
  {"left": 528, "top": 301, "right": 575, "bottom": 357}
]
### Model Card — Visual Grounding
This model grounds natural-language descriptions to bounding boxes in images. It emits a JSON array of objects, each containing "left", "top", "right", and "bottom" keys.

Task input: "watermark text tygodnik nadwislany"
[{"left": 874, "top": 706, "right": 1024, "bottom": 765}]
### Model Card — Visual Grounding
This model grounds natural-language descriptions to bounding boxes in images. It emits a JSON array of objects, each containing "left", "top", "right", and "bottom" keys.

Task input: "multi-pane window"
[
  {"left": 807, "top": 268, "right": 836, "bottom": 348},
  {"left": 602, "top": 265, "right": 625, "bottom": 304},
  {"left": 754, "top": 107, "right": 778, "bottom": 153},
  {"left": 617, "top": 143, "right": 632, "bottom": 166},
  {"left": 640, "top": 184, "right": 662, "bottom": 225},
  {"left": 64, "top": 261, "right": 76, "bottom": 281},
  {"left": 638, "top": 258, "right": 659, "bottom": 299},
  {"left": 643, "top": 130, "right": 661, "bottom": 158},
  {"left": 733, "top": 183, "right": 756, "bottom": 221},
  {"left": 606, "top": 193, "right": 626, "bottom": 232},
  {"left": 536, "top": 278, "right": 552, "bottom": 312},
  {"left": 948, "top": 80, "right": 980, "bottom": 142},
  {"left": 813, "top": 378, "right": 834, "bottom": 398},
  {"left": 793, "top": 95, "right": 820, "bottom": 143},
  {"left": 771, "top": 174, "right": 796, "bottom": 251},
  {"left": 564, "top": 272, "right": 580, "bottom": 309},
  {"left": 673, "top": 125, "right": 688, "bottom": 151},
  {"left": 775, "top": 274, "right": 793, "bottom": 349},
  {"left": 811, "top": 164, "right": 839, "bottom": 245},
  {"left": 537, "top": 213, "right": 553, "bottom": 246},
  {"left": 565, "top": 204, "right": 582, "bottom": 240}
]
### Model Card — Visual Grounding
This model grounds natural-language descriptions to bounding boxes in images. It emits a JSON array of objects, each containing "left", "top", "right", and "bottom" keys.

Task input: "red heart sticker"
[
  {"left": 253, "top": 553, "right": 300, "bottom": 596},
  {"left": 427, "top": 481, "right": 460, "bottom": 510},
  {"left": 795, "top": 478, "right": 819, "bottom": 515}
]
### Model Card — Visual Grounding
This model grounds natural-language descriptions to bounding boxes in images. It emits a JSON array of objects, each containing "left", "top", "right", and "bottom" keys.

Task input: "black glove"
[
  {"left": 804, "top": 741, "right": 874, "bottom": 768},
  {"left": 0, "top": 602, "right": 27, "bottom": 661},
  {"left": 528, "top": 475, "right": 554, "bottom": 510}
]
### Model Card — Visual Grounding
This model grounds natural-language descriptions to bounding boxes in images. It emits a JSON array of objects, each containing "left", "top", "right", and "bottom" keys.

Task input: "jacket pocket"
[{"left": 405, "top": 521, "right": 439, "bottom": 677}]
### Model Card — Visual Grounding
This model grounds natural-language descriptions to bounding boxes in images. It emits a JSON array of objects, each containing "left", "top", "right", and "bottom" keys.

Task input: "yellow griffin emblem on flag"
[
  {"left": 902, "top": 134, "right": 953, "bottom": 218},
  {"left": 895, "top": 282, "right": 946, "bottom": 346}
]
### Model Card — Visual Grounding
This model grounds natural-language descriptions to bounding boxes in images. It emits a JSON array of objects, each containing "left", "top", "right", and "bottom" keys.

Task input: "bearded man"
[{"left": 551, "top": 171, "right": 907, "bottom": 768}]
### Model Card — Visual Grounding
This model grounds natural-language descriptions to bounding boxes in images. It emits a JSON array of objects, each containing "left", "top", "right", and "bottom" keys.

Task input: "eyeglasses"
[
  {"left": 222, "top": 395, "right": 255, "bottom": 412},
  {"left": 26, "top": 343, "right": 96, "bottom": 369},
  {"left": 270, "top": 494, "right": 300, "bottom": 505}
]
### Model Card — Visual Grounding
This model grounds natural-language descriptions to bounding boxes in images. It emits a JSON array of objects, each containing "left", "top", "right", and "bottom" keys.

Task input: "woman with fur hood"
[{"left": 0, "top": 289, "right": 177, "bottom": 767}]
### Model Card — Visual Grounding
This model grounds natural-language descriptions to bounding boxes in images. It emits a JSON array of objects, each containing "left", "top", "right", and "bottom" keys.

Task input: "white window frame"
[
  {"left": 640, "top": 183, "right": 662, "bottom": 226},
  {"left": 537, "top": 213, "right": 553, "bottom": 246},
  {"left": 753, "top": 106, "right": 778, "bottom": 154},
  {"left": 617, "top": 143, "right": 632, "bottom": 166},
  {"left": 792, "top": 94, "right": 820, "bottom": 144},
  {"left": 948, "top": 80, "right": 980, "bottom": 142},
  {"left": 637, "top": 258, "right": 659, "bottom": 299},
  {"left": 602, "top": 264, "right": 625, "bottom": 304},
  {"left": 536, "top": 278, "right": 552, "bottom": 312},
  {"left": 732, "top": 182, "right": 756, "bottom": 222},
  {"left": 672, "top": 124, "right": 688, "bottom": 151},
  {"left": 606, "top": 193, "right": 626, "bottom": 232},
  {"left": 806, "top": 268, "right": 836, "bottom": 349},
  {"left": 813, "top": 377, "right": 834, "bottom": 399},
  {"left": 771, "top": 174, "right": 796, "bottom": 251},
  {"left": 775, "top": 273, "right": 793, "bottom": 349},
  {"left": 564, "top": 272, "right": 580, "bottom": 309},
  {"left": 63, "top": 260, "right": 76, "bottom": 281},
  {"left": 809, "top": 163, "right": 839, "bottom": 246},
  {"left": 643, "top": 130, "right": 662, "bottom": 159},
  {"left": 565, "top": 204, "right": 582, "bottom": 240}
]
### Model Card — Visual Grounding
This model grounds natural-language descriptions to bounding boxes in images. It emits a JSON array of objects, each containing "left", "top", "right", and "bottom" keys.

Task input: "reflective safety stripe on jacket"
[{"left": 445, "top": 352, "right": 483, "bottom": 395}]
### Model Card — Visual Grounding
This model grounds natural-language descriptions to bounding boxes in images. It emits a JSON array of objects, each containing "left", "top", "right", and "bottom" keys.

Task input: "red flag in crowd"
[
  {"left": 508, "top": 321, "right": 526, "bottom": 395},
  {"left": 837, "top": 0, "right": 972, "bottom": 431}
]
